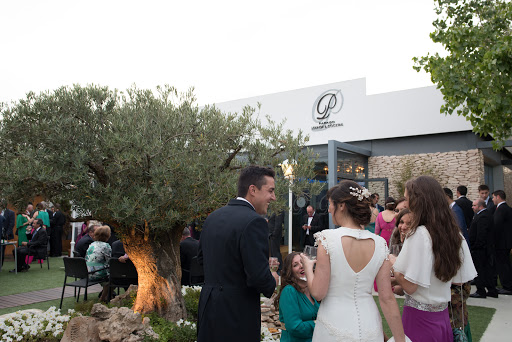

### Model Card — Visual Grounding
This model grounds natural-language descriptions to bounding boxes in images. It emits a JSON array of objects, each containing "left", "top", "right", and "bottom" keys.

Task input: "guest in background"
[
  {"left": 1, "top": 201, "right": 15, "bottom": 265},
  {"left": 275, "top": 252, "right": 319, "bottom": 342},
  {"left": 75, "top": 223, "right": 100, "bottom": 258},
  {"left": 33, "top": 203, "right": 51, "bottom": 230},
  {"left": 49, "top": 204, "right": 66, "bottom": 256},
  {"left": 375, "top": 197, "right": 396, "bottom": 246},
  {"left": 16, "top": 204, "right": 33, "bottom": 246},
  {"left": 455, "top": 185, "right": 474, "bottom": 230},
  {"left": 395, "top": 197, "right": 408, "bottom": 213},
  {"left": 372, "top": 193, "right": 384, "bottom": 212},
  {"left": 491, "top": 190, "right": 512, "bottom": 295},
  {"left": 302, "top": 206, "right": 324, "bottom": 247},
  {"left": 443, "top": 188, "right": 469, "bottom": 246},
  {"left": 366, "top": 194, "right": 380, "bottom": 233},
  {"left": 85, "top": 225, "right": 112, "bottom": 301},
  {"left": 180, "top": 227, "right": 199, "bottom": 286},
  {"left": 479, "top": 184, "right": 496, "bottom": 214},
  {"left": 469, "top": 199, "right": 497, "bottom": 298},
  {"left": 11, "top": 219, "right": 48, "bottom": 272},
  {"left": 76, "top": 220, "right": 90, "bottom": 244},
  {"left": 268, "top": 211, "right": 284, "bottom": 274},
  {"left": 389, "top": 209, "right": 412, "bottom": 248}
]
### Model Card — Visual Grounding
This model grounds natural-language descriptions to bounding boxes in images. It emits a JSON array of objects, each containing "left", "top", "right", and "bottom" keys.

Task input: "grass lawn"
[{"left": 375, "top": 297, "right": 496, "bottom": 342}]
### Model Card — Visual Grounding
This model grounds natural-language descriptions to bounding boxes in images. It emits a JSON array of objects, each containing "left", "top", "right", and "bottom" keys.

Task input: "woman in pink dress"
[{"left": 375, "top": 197, "right": 396, "bottom": 246}]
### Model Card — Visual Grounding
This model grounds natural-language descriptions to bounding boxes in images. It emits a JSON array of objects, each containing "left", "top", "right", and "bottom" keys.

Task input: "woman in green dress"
[
  {"left": 15, "top": 212, "right": 31, "bottom": 246},
  {"left": 275, "top": 252, "right": 320, "bottom": 342},
  {"left": 33, "top": 203, "right": 51, "bottom": 228}
]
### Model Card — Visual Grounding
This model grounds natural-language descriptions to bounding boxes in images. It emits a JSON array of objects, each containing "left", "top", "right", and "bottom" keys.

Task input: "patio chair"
[
  {"left": 60, "top": 257, "right": 106, "bottom": 308},
  {"left": 189, "top": 256, "right": 204, "bottom": 286},
  {"left": 107, "top": 257, "right": 138, "bottom": 301}
]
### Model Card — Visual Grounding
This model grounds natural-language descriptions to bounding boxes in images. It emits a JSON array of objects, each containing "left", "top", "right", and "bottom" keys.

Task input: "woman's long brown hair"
[
  {"left": 274, "top": 252, "right": 302, "bottom": 310},
  {"left": 405, "top": 176, "right": 462, "bottom": 282}
]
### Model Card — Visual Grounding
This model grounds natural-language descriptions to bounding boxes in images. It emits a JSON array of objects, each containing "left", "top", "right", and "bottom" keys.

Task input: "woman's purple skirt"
[{"left": 402, "top": 306, "right": 452, "bottom": 342}]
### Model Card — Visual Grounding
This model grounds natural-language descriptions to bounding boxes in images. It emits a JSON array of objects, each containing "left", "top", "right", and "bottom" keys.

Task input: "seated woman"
[
  {"left": 275, "top": 252, "right": 319, "bottom": 342},
  {"left": 85, "top": 225, "right": 112, "bottom": 301}
]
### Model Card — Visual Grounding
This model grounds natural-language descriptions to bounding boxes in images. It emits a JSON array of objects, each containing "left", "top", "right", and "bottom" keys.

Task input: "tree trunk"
[{"left": 122, "top": 227, "right": 186, "bottom": 321}]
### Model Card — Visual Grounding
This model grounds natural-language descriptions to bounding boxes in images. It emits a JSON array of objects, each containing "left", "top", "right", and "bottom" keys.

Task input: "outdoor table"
[{"left": 0, "top": 240, "right": 17, "bottom": 274}]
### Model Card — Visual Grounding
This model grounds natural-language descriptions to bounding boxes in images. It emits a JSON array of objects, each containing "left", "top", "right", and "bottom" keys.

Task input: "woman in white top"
[
  {"left": 390, "top": 176, "right": 477, "bottom": 342},
  {"left": 301, "top": 180, "right": 407, "bottom": 342}
]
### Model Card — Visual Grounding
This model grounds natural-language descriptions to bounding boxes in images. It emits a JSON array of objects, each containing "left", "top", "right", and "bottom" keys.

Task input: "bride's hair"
[
  {"left": 327, "top": 180, "right": 372, "bottom": 226},
  {"left": 405, "top": 175, "right": 462, "bottom": 282},
  {"left": 274, "top": 252, "right": 302, "bottom": 310}
]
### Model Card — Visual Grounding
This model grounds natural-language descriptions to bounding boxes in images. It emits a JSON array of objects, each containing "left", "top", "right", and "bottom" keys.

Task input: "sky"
[{"left": 0, "top": 0, "right": 446, "bottom": 106}]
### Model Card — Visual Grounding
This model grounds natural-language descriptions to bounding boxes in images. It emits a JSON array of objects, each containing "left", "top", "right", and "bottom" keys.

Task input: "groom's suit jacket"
[{"left": 197, "top": 199, "right": 276, "bottom": 342}]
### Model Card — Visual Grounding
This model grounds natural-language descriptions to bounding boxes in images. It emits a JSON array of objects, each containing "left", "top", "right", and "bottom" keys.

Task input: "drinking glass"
[
  {"left": 303, "top": 246, "right": 317, "bottom": 260},
  {"left": 269, "top": 257, "right": 279, "bottom": 272},
  {"left": 389, "top": 244, "right": 401, "bottom": 256}
]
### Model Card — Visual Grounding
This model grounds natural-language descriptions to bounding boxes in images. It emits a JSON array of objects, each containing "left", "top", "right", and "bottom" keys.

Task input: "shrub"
[{"left": 182, "top": 286, "right": 201, "bottom": 321}]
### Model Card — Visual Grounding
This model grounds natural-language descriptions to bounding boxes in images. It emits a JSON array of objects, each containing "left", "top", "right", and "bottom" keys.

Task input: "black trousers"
[
  {"left": 495, "top": 248, "right": 512, "bottom": 290},
  {"left": 49, "top": 226, "right": 63, "bottom": 256},
  {"left": 471, "top": 249, "right": 497, "bottom": 295},
  {"left": 13, "top": 246, "right": 29, "bottom": 270}
]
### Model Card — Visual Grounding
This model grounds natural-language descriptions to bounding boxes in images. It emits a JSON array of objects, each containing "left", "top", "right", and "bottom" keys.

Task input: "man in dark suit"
[
  {"left": 268, "top": 211, "right": 284, "bottom": 274},
  {"left": 479, "top": 184, "right": 496, "bottom": 214},
  {"left": 455, "top": 185, "right": 474, "bottom": 229},
  {"left": 302, "top": 205, "right": 324, "bottom": 247},
  {"left": 49, "top": 204, "right": 66, "bottom": 256},
  {"left": 469, "top": 199, "right": 498, "bottom": 298},
  {"left": 180, "top": 227, "right": 199, "bottom": 286},
  {"left": 11, "top": 219, "right": 48, "bottom": 272},
  {"left": 1, "top": 201, "right": 15, "bottom": 265},
  {"left": 492, "top": 190, "right": 512, "bottom": 294},
  {"left": 444, "top": 188, "right": 469, "bottom": 245},
  {"left": 197, "top": 166, "right": 278, "bottom": 342},
  {"left": 74, "top": 224, "right": 99, "bottom": 258}
]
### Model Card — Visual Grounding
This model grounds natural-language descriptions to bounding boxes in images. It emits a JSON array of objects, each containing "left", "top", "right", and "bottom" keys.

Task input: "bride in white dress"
[{"left": 302, "top": 181, "right": 407, "bottom": 342}]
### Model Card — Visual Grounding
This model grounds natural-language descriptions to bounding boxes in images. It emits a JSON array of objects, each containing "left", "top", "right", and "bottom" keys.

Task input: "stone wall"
[
  {"left": 368, "top": 149, "right": 485, "bottom": 201},
  {"left": 503, "top": 166, "right": 512, "bottom": 205}
]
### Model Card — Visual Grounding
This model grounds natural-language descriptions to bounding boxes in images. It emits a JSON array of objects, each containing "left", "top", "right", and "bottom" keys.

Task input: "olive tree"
[{"left": 0, "top": 84, "right": 322, "bottom": 320}]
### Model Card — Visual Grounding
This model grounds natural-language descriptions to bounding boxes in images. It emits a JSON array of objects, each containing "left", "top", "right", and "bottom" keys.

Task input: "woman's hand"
[{"left": 387, "top": 254, "right": 397, "bottom": 265}]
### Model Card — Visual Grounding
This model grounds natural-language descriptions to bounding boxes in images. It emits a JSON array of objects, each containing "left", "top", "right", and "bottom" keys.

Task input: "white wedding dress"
[{"left": 313, "top": 227, "right": 389, "bottom": 342}]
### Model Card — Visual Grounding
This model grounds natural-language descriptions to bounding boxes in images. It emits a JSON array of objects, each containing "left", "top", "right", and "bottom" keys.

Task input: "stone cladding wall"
[{"left": 368, "top": 149, "right": 485, "bottom": 201}]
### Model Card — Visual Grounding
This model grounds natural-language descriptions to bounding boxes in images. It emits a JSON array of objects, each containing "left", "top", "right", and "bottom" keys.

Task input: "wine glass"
[
  {"left": 389, "top": 244, "right": 401, "bottom": 256},
  {"left": 303, "top": 246, "right": 317, "bottom": 260},
  {"left": 269, "top": 257, "right": 279, "bottom": 272}
]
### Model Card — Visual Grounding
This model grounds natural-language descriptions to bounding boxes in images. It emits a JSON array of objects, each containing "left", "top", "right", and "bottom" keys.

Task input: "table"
[{"left": 0, "top": 241, "right": 17, "bottom": 274}]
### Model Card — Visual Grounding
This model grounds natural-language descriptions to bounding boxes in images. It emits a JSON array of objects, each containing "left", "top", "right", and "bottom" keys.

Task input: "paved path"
[
  {"left": 467, "top": 285, "right": 512, "bottom": 341},
  {"left": 0, "top": 285, "right": 102, "bottom": 309}
]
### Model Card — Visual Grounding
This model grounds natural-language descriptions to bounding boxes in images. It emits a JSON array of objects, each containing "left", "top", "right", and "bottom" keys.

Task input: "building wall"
[{"left": 368, "top": 149, "right": 485, "bottom": 201}]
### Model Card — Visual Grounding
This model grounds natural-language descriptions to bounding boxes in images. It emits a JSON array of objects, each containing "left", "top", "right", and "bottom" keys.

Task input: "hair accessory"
[{"left": 349, "top": 186, "right": 371, "bottom": 201}]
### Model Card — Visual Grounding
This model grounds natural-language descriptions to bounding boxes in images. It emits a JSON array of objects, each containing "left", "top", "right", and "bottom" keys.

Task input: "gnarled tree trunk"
[{"left": 122, "top": 225, "right": 186, "bottom": 321}]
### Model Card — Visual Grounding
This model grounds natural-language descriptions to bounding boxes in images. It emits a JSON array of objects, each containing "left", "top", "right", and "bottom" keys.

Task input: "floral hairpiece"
[{"left": 349, "top": 186, "right": 371, "bottom": 201}]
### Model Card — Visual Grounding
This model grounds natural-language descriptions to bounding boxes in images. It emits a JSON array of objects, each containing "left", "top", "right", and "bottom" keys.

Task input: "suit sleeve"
[
  {"left": 279, "top": 286, "right": 315, "bottom": 338},
  {"left": 240, "top": 216, "right": 276, "bottom": 298},
  {"left": 309, "top": 215, "right": 324, "bottom": 235},
  {"left": 28, "top": 230, "right": 48, "bottom": 248}
]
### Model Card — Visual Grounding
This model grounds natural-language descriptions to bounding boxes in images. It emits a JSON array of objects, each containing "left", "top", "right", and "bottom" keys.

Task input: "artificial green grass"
[
  {"left": 0, "top": 257, "right": 66, "bottom": 296},
  {"left": 375, "top": 297, "right": 495, "bottom": 342}
]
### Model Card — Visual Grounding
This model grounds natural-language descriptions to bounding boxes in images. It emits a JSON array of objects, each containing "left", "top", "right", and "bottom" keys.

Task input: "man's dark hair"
[
  {"left": 237, "top": 166, "right": 275, "bottom": 197},
  {"left": 493, "top": 190, "right": 506, "bottom": 200},
  {"left": 443, "top": 188, "right": 453, "bottom": 199},
  {"left": 372, "top": 193, "right": 380, "bottom": 197},
  {"left": 456, "top": 185, "right": 468, "bottom": 196},
  {"left": 182, "top": 227, "right": 191, "bottom": 237},
  {"left": 35, "top": 218, "right": 44, "bottom": 227},
  {"left": 54, "top": 203, "right": 61, "bottom": 210},
  {"left": 478, "top": 184, "right": 490, "bottom": 192}
]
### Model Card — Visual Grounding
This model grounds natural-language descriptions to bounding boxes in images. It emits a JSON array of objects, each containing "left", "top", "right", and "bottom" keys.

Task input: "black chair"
[
  {"left": 60, "top": 257, "right": 106, "bottom": 308},
  {"left": 72, "top": 250, "right": 81, "bottom": 257},
  {"left": 107, "top": 258, "right": 138, "bottom": 301},
  {"left": 189, "top": 256, "right": 204, "bottom": 286},
  {"left": 31, "top": 237, "right": 50, "bottom": 270}
]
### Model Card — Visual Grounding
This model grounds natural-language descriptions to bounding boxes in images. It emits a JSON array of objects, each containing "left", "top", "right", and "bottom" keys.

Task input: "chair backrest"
[
  {"left": 72, "top": 250, "right": 81, "bottom": 257},
  {"left": 189, "top": 256, "right": 204, "bottom": 285},
  {"left": 63, "top": 257, "right": 89, "bottom": 279},
  {"left": 109, "top": 258, "right": 138, "bottom": 282}
]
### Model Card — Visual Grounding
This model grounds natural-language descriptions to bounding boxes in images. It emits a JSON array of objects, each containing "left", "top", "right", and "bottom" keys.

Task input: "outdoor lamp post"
[{"left": 280, "top": 159, "right": 294, "bottom": 254}]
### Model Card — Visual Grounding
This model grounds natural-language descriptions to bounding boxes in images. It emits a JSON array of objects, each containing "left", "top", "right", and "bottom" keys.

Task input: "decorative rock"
[
  {"left": 109, "top": 284, "right": 138, "bottom": 307},
  {"left": 60, "top": 316, "right": 101, "bottom": 342}
]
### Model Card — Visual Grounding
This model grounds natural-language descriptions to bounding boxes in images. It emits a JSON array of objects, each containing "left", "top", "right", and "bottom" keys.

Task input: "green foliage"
[
  {"left": 142, "top": 313, "right": 196, "bottom": 342},
  {"left": 413, "top": 0, "right": 512, "bottom": 149},
  {"left": 183, "top": 288, "right": 200, "bottom": 321},
  {"left": 393, "top": 157, "right": 440, "bottom": 197},
  {"left": 0, "top": 85, "right": 321, "bottom": 237}
]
